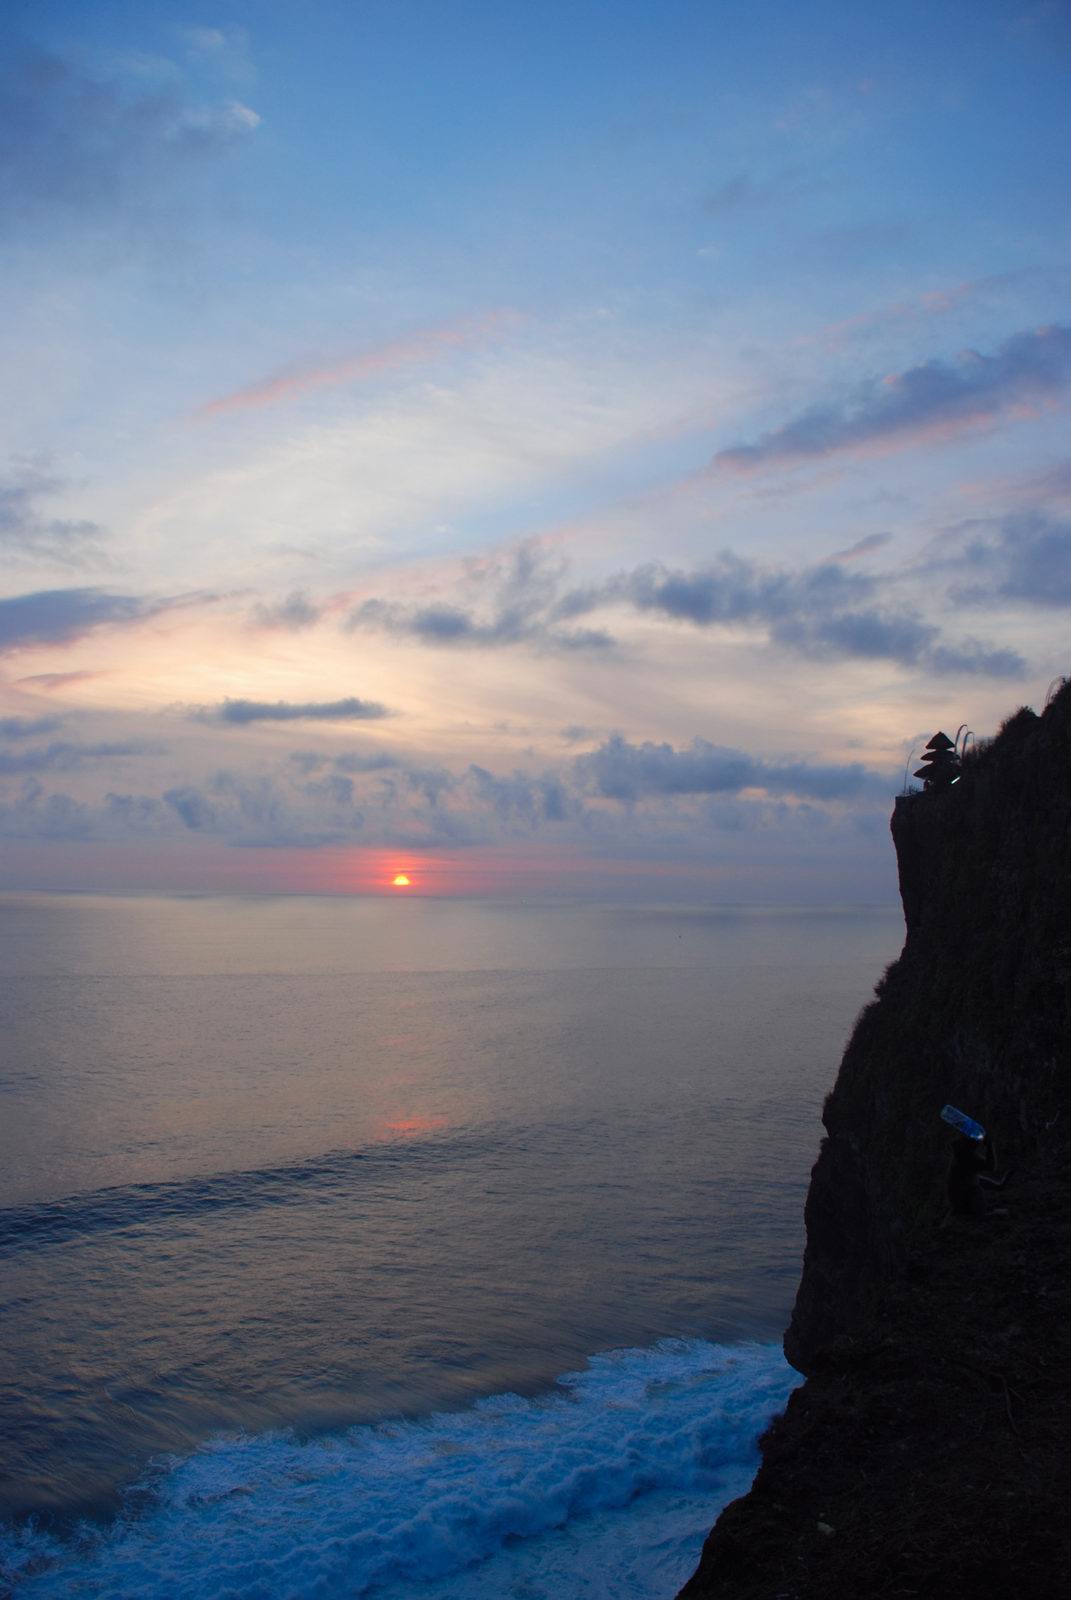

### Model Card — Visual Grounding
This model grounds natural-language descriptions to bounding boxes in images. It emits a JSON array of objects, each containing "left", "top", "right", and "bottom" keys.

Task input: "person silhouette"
[{"left": 948, "top": 1131, "right": 1009, "bottom": 1218}]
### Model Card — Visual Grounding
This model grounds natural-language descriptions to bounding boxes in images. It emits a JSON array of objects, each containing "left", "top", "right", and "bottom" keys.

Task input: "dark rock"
[
  {"left": 678, "top": 678, "right": 1071, "bottom": 1599},
  {"left": 790, "top": 684, "right": 1070, "bottom": 1374}
]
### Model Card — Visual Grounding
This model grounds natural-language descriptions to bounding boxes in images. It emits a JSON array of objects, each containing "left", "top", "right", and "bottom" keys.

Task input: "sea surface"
[{"left": 0, "top": 893, "right": 903, "bottom": 1598}]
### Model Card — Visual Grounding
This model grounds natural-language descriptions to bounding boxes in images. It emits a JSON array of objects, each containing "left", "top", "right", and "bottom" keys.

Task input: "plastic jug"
[{"left": 940, "top": 1104, "right": 986, "bottom": 1141}]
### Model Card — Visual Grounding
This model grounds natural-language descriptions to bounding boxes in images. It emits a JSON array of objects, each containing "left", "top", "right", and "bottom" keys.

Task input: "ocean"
[{"left": 0, "top": 893, "right": 903, "bottom": 1598}]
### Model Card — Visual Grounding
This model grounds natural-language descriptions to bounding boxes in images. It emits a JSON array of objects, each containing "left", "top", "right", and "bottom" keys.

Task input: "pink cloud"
[
  {"left": 194, "top": 309, "right": 524, "bottom": 419},
  {"left": 15, "top": 668, "right": 103, "bottom": 691},
  {"left": 812, "top": 282, "right": 980, "bottom": 352},
  {"left": 805, "top": 270, "right": 1047, "bottom": 355},
  {"left": 954, "top": 457, "right": 1071, "bottom": 509},
  {"left": 828, "top": 532, "right": 893, "bottom": 562}
]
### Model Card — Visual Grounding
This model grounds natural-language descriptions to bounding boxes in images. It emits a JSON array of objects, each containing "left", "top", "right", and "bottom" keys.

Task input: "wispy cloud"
[
  {"left": 14, "top": 669, "right": 101, "bottom": 692},
  {"left": 179, "top": 25, "right": 255, "bottom": 83},
  {"left": 0, "top": 47, "right": 260, "bottom": 233},
  {"left": 829, "top": 532, "right": 893, "bottom": 562},
  {"left": 703, "top": 164, "right": 822, "bottom": 218},
  {"left": 195, "top": 311, "right": 524, "bottom": 419},
  {"left": 716, "top": 324, "right": 1071, "bottom": 472},
  {"left": 0, "top": 460, "right": 103, "bottom": 563},
  {"left": 957, "top": 457, "right": 1071, "bottom": 512},
  {"left": 810, "top": 270, "right": 1059, "bottom": 353}
]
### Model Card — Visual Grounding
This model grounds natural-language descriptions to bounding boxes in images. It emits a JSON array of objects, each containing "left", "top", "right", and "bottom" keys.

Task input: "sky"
[{"left": 1, "top": 0, "right": 1069, "bottom": 901}]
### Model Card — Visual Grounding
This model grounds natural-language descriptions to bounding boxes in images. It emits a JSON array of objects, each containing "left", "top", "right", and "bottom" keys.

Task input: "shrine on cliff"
[{"left": 913, "top": 730, "right": 960, "bottom": 791}]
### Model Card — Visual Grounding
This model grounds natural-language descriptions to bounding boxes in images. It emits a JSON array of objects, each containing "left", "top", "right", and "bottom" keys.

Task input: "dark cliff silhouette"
[{"left": 679, "top": 680, "right": 1071, "bottom": 1599}]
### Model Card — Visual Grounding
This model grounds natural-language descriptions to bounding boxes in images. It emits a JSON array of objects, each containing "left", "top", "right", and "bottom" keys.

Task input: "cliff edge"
[{"left": 679, "top": 681, "right": 1071, "bottom": 1599}]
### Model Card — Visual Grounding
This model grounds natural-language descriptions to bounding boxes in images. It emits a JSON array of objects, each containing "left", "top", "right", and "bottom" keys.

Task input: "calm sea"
[{"left": 0, "top": 893, "right": 902, "bottom": 1598}]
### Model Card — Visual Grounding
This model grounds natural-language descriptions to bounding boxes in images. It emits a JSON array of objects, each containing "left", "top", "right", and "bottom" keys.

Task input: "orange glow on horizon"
[
  {"left": 391, "top": 873, "right": 411, "bottom": 887},
  {"left": 383, "top": 1114, "right": 448, "bottom": 1137}
]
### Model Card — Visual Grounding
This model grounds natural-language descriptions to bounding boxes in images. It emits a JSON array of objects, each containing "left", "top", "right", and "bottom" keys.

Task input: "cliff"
[{"left": 679, "top": 680, "right": 1071, "bottom": 1599}]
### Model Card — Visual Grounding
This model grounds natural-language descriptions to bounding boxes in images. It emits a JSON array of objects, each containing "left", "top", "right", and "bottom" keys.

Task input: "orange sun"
[{"left": 391, "top": 873, "right": 411, "bottom": 888}]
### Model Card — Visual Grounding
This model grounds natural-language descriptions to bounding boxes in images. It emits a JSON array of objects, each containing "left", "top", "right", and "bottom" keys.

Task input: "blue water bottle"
[{"left": 940, "top": 1104, "right": 986, "bottom": 1141}]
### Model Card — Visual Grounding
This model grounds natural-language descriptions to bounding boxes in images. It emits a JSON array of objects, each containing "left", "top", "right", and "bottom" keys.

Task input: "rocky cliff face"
[
  {"left": 786, "top": 684, "right": 1070, "bottom": 1372},
  {"left": 679, "top": 681, "right": 1071, "bottom": 1598}
]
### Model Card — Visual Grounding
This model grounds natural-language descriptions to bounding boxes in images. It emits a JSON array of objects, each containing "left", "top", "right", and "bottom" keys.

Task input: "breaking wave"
[{"left": 0, "top": 1338, "right": 799, "bottom": 1599}]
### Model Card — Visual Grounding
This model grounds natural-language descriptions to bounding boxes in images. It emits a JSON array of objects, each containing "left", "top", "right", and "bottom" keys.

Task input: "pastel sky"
[{"left": 2, "top": 0, "right": 1069, "bottom": 901}]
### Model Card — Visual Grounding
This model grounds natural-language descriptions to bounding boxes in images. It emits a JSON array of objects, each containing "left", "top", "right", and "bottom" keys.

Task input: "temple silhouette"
[{"left": 913, "top": 730, "right": 960, "bottom": 791}]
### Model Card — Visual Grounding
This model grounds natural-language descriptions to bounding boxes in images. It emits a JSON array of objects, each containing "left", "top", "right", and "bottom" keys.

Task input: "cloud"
[
  {"left": 300, "top": 772, "right": 358, "bottom": 809},
  {"left": 104, "top": 792, "right": 164, "bottom": 832},
  {"left": 703, "top": 165, "right": 821, "bottom": 218},
  {"left": 350, "top": 538, "right": 1024, "bottom": 678},
  {"left": 161, "top": 766, "right": 368, "bottom": 847},
  {"left": 195, "top": 310, "right": 522, "bottom": 418},
  {"left": 716, "top": 324, "right": 1071, "bottom": 472},
  {"left": 924, "top": 639, "right": 1028, "bottom": 676},
  {"left": 349, "top": 540, "right": 615, "bottom": 653},
  {"left": 211, "top": 770, "right": 290, "bottom": 831},
  {"left": 147, "top": 324, "right": 715, "bottom": 576},
  {"left": 183, "top": 27, "right": 235, "bottom": 56},
  {"left": 0, "top": 712, "right": 903, "bottom": 859},
  {"left": 208, "top": 696, "right": 390, "bottom": 725},
  {"left": 110, "top": 750, "right": 575, "bottom": 852},
  {"left": 829, "top": 532, "right": 893, "bottom": 562},
  {"left": 579, "top": 735, "right": 889, "bottom": 804},
  {"left": 811, "top": 270, "right": 1059, "bottom": 354},
  {"left": 0, "top": 739, "right": 160, "bottom": 776},
  {"left": 0, "top": 461, "right": 103, "bottom": 562},
  {"left": 402, "top": 766, "right": 454, "bottom": 808},
  {"left": 466, "top": 765, "right": 574, "bottom": 826},
  {"left": 815, "top": 219, "right": 913, "bottom": 267},
  {"left": 0, "top": 779, "right": 91, "bottom": 839},
  {"left": 332, "top": 750, "right": 401, "bottom": 774},
  {"left": 252, "top": 591, "right": 323, "bottom": 630},
  {"left": 1006, "top": 460, "right": 1071, "bottom": 506},
  {"left": 0, "top": 47, "right": 260, "bottom": 233},
  {"left": 13, "top": 669, "right": 100, "bottom": 691},
  {"left": 179, "top": 25, "right": 254, "bottom": 82},
  {"left": 773, "top": 612, "right": 1026, "bottom": 676},
  {"left": 0, "top": 715, "right": 64, "bottom": 739},
  {"left": 614, "top": 552, "right": 871, "bottom": 628},
  {"left": 772, "top": 608, "right": 938, "bottom": 663},
  {"left": 164, "top": 786, "right": 216, "bottom": 831},
  {"left": 0, "top": 589, "right": 167, "bottom": 653},
  {"left": 951, "top": 511, "right": 1071, "bottom": 609},
  {"left": 616, "top": 554, "right": 1027, "bottom": 676}
]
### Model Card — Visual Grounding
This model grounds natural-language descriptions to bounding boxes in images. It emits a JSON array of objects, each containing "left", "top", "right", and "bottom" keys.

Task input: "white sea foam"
[{"left": 1, "top": 1339, "right": 799, "bottom": 1599}]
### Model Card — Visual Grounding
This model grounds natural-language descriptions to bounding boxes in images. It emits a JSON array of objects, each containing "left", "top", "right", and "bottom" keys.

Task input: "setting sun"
[{"left": 391, "top": 873, "right": 411, "bottom": 888}]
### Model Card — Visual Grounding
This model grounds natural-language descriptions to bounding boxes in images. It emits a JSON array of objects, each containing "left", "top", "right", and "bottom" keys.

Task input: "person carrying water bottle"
[{"left": 942, "top": 1105, "right": 1010, "bottom": 1218}]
